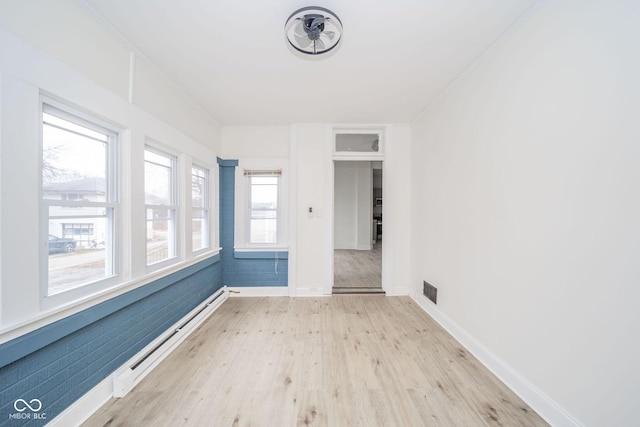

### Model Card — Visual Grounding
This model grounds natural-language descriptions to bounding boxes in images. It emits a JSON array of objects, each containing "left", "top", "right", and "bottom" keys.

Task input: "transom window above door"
[{"left": 334, "top": 130, "right": 384, "bottom": 157}]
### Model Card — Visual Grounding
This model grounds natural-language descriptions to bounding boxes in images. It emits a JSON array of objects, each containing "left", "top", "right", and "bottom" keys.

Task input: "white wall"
[
  {"left": 411, "top": 1, "right": 640, "bottom": 426},
  {"left": 221, "top": 126, "right": 290, "bottom": 159},
  {"left": 290, "top": 125, "right": 333, "bottom": 295},
  {"left": 334, "top": 161, "right": 372, "bottom": 250},
  {"left": 0, "top": 25, "right": 219, "bottom": 339},
  {"left": 385, "top": 125, "right": 412, "bottom": 295},
  {"left": 0, "top": 0, "right": 221, "bottom": 151}
]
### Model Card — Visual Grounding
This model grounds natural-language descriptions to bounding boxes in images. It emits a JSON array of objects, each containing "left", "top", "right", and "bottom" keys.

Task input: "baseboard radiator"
[{"left": 113, "top": 286, "right": 228, "bottom": 397}]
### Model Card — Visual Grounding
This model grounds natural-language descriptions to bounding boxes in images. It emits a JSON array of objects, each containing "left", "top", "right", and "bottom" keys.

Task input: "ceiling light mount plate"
[{"left": 285, "top": 6, "right": 342, "bottom": 57}]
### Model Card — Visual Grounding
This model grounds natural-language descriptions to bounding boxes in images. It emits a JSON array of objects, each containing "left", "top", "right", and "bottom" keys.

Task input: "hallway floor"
[{"left": 333, "top": 240, "right": 382, "bottom": 294}]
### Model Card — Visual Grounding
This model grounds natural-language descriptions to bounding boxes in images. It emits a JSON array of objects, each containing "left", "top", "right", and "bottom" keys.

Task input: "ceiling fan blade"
[
  {"left": 322, "top": 31, "right": 336, "bottom": 40},
  {"left": 295, "top": 33, "right": 313, "bottom": 49},
  {"left": 315, "top": 38, "right": 326, "bottom": 52},
  {"left": 319, "top": 32, "right": 336, "bottom": 47},
  {"left": 293, "top": 20, "right": 308, "bottom": 38}
]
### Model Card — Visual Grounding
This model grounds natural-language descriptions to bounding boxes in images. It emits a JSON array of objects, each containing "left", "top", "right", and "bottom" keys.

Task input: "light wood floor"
[
  {"left": 333, "top": 240, "right": 382, "bottom": 293},
  {"left": 83, "top": 296, "right": 548, "bottom": 427}
]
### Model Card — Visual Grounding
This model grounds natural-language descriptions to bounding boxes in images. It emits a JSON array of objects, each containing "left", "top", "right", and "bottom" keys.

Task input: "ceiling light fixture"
[{"left": 285, "top": 6, "right": 342, "bottom": 57}]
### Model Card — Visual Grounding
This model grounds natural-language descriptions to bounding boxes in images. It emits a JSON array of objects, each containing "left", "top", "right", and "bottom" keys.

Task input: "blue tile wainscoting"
[
  {"left": 217, "top": 158, "right": 288, "bottom": 288},
  {"left": 0, "top": 255, "right": 222, "bottom": 426}
]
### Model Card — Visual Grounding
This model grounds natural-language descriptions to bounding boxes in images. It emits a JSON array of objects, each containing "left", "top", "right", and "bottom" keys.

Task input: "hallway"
[{"left": 333, "top": 240, "right": 382, "bottom": 294}]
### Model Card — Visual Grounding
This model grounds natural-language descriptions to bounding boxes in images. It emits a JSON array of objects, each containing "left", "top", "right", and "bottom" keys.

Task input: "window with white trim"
[
  {"left": 235, "top": 161, "right": 288, "bottom": 250},
  {"left": 42, "top": 103, "right": 118, "bottom": 295},
  {"left": 144, "top": 147, "right": 178, "bottom": 265},
  {"left": 191, "top": 164, "right": 210, "bottom": 252},
  {"left": 246, "top": 170, "right": 281, "bottom": 245}
]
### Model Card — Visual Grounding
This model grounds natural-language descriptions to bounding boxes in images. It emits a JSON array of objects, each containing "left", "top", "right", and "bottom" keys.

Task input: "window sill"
[{"left": 0, "top": 249, "right": 221, "bottom": 345}]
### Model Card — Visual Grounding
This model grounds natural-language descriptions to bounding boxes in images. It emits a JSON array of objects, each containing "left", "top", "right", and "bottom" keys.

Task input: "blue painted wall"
[
  {"left": 218, "top": 158, "right": 288, "bottom": 287},
  {"left": 0, "top": 256, "right": 222, "bottom": 426}
]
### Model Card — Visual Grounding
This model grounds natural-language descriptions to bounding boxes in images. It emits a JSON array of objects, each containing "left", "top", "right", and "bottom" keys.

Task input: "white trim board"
[
  {"left": 290, "top": 287, "right": 331, "bottom": 297},
  {"left": 384, "top": 286, "right": 411, "bottom": 296},
  {"left": 409, "top": 291, "right": 583, "bottom": 427},
  {"left": 48, "top": 287, "right": 229, "bottom": 426}
]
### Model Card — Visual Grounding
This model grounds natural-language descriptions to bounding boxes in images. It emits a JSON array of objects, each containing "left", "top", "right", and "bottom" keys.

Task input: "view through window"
[
  {"left": 145, "top": 147, "right": 177, "bottom": 265},
  {"left": 42, "top": 106, "right": 117, "bottom": 294},
  {"left": 249, "top": 176, "right": 278, "bottom": 244},
  {"left": 192, "top": 165, "right": 210, "bottom": 251}
]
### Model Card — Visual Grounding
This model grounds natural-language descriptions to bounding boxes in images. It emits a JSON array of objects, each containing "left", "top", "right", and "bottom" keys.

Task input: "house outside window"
[{"left": 62, "top": 223, "right": 96, "bottom": 245}]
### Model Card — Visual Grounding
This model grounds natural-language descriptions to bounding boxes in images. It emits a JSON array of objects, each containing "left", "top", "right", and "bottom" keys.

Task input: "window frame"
[
  {"left": 40, "top": 99, "right": 120, "bottom": 302},
  {"left": 234, "top": 160, "right": 288, "bottom": 251},
  {"left": 247, "top": 175, "right": 280, "bottom": 245},
  {"left": 333, "top": 128, "right": 385, "bottom": 159},
  {"left": 144, "top": 144, "right": 179, "bottom": 268}
]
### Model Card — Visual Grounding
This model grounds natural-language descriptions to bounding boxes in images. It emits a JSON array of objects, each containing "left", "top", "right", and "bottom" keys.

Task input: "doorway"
[{"left": 332, "top": 160, "right": 383, "bottom": 294}]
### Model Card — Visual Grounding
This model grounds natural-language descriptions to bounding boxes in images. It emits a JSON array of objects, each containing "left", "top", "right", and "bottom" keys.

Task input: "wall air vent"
[{"left": 423, "top": 281, "right": 438, "bottom": 304}]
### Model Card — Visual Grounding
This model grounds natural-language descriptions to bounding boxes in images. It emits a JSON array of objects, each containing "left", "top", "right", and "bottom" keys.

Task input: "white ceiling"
[{"left": 81, "top": 0, "right": 539, "bottom": 126}]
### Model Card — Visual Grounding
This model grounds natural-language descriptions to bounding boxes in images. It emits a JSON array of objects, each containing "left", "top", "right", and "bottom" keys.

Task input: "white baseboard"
[
  {"left": 46, "top": 375, "right": 114, "bottom": 427},
  {"left": 290, "top": 287, "right": 331, "bottom": 297},
  {"left": 227, "top": 286, "right": 289, "bottom": 297},
  {"left": 384, "top": 286, "right": 411, "bottom": 296},
  {"left": 409, "top": 291, "right": 583, "bottom": 427},
  {"left": 48, "top": 287, "right": 229, "bottom": 426}
]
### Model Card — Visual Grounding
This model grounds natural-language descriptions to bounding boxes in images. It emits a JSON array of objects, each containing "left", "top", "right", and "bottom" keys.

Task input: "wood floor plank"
[
  {"left": 83, "top": 295, "right": 548, "bottom": 427},
  {"left": 334, "top": 240, "right": 382, "bottom": 291}
]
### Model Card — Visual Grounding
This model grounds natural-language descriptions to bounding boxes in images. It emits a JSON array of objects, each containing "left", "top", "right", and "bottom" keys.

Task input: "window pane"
[
  {"left": 251, "top": 184, "right": 277, "bottom": 210},
  {"left": 250, "top": 219, "right": 277, "bottom": 243},
  {"left": 145, "top": 147, "right": 176, "bottom": 265},
  {"left": 192, "top": 217, "right": 208, "bottom": 251},
  {"left": 43, "top": 114, "right": 108, "bottom": 202},
  {"left": 48, "top": 215, "right": 111, "bottom": 295},
  {"left": 335, "top": 133, "right": 380, "bottom": 152},
  {"left": 147, "top": 208, "right": 174, "bottom": 264},
  {"left": 249, "top": 176, "right": 278, "bottom": 244},
  {"left": 192, "top": 169, "right": 206, "bottom": 209},
  {"left": 191, "top": 165, "right": 209, "bottom": 252},
  {"left": 145, "top": 157, "right": 172, "bottom": 205}
]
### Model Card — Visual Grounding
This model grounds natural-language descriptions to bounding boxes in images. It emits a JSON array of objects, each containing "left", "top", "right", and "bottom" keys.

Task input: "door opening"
[{"left": 332, "top": 160, "right": 383, "bottom": 294}]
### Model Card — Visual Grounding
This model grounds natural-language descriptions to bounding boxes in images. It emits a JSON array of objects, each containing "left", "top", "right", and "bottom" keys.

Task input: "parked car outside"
[{"left": 48, "top": 235, "right": 76, "bottom": 253}]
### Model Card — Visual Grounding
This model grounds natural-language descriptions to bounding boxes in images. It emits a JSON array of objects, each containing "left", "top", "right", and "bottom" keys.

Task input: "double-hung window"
[
  {"left": 191, "top": 165, "right": 210, "bottom": 252},
  {"left": 42, "top": 103, "right": 118, "bottom": 295},
  {"left": 246, "top": 170, "right": 281, "bottom": 245},
  {"left": 144, "top": 147, "right": 178, "bottom": 265}
]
